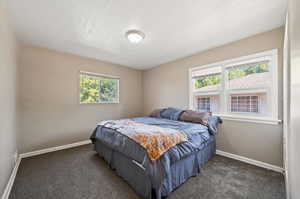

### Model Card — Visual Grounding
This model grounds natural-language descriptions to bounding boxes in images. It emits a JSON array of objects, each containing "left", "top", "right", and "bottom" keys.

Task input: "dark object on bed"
[
  {"left": 179, "top": 110, "right": 211, "bottom": 126},
  {"left": 90, "top": 114, "right": 221, "bottom": 199}
]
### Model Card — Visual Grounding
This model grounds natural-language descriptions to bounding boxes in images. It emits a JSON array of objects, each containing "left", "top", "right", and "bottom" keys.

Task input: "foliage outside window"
[
  {"left": 195, "top": 74, "right": 221, "bottom": 89},
  {"left": 80, "top": 72, "right": 119, "bottom": 104},
  {"left": 228, "top": 62, "right": 269, "bottom": 81},
  {"left": 189, "top": 49, "right": 279, "bottom": 123}
]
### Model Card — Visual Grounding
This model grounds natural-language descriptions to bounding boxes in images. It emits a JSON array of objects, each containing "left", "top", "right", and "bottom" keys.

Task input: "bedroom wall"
[
  {"left": 143, "top": 27, "right": 284, "bottom": 167},
  {"left": 0, "top": 0, "right": 18, "bottom": 196},
  {"left": 289, "top": 0, "right": 300, "bottom": 197},
  {"left": 18, "top": 45, "right": 143, "bottom": 153}
]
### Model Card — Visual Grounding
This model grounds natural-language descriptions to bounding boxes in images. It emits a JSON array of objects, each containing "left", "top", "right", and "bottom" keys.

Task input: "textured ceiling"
[{"left": 8, "top": 0, "right": 286, "bottom": 69}]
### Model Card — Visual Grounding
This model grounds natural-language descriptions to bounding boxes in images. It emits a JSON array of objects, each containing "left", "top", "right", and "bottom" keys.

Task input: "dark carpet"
[{"left": 9, "top": 144, "right": 285, "bottom": 199}]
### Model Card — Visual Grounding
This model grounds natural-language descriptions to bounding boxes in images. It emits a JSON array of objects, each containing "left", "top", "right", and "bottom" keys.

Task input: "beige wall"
[
  {"left": 143, "top": 27, "right": 284, "bottom": 167},
  {"left": 0, "top": 0, "right": 18, "bottom": 196},
  {"left": 18, "top": 45, "right": 143, "bottom": 153},
  {"left": 289, "top": 0, "right": 300, "bottom": 197}
]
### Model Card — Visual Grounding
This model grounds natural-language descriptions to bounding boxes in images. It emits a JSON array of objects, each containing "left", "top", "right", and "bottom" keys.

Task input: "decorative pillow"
[
  {"left": 179, "top": 110, "right": 212, "bottom": 126},
  {"left": 160, "top": 107, "right": 184, "bottom": 120},
  {"left": 149, "top": 108, "right": 165, "bottom": 118}
]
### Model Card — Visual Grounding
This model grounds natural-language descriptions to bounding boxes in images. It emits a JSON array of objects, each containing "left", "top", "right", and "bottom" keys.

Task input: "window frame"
[
  {"left": 79, "top": 71, "right": 120, "bottom": 104},
  {"left": 188, "top": 49, "right": 281, "bottom": 125}
]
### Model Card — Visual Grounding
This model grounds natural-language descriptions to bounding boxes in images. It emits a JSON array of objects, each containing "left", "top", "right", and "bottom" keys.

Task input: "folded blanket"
[{"left": 98, "top": 119, "right": 187, "bottom": 161}]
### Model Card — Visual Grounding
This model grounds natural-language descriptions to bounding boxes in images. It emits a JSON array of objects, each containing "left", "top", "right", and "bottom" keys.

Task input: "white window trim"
[
  {"left": 213, "top": 114, "right": 281, "bottom": 125},
  {"left": 188, "top": 49, "right": 281, "bottom": 125},
  {"left": 79, "top": 71, "right": 120, "bottom": 104}
]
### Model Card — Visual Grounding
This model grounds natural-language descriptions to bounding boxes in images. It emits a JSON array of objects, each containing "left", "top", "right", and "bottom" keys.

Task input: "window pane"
[
  {"left": 192, "top": 67, "right": 222, "bottom": 91},
  {"left": 80, "top": 74, "right": 100, "bottom": 103},
  {"left": 230, "top": 95, "right": 260, "bottom": 113},
  {"left": 195, "top": 95, "right": 219, "bottom": 112},
  {"left": 194, "top": 74, "right": 221, "bottom": 91},
  {"left": 227, "top": 62, "right": 271, "bottom": 89},
  {"left": 99, "top": 78, "right": 118, "bottom": 102},
  {"left": 197, "top": 97, "right": 210, "bottom": 112},
  {"left": 80, "top": 73, "right": 119, "bottom": 104}
]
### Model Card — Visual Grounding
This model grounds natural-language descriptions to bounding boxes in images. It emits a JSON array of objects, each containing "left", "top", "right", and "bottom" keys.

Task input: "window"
[
  {"left": 189, "top": 49, "right": 279, "bottom": 124},
  {"left": 230, "top": 95, "right": 259, "bottom": 113},
  {"left": 195, "top": 95, "right": 220, "bottom": 112},
  {"left": 193, "top": 66, "right": 222, "bottom": 92},
  {"left": 192, "top": 66, "right": 221, "bottom": 113},
  {"left": 197, "top": 97, "right": 210, "bottom": 112},
  {"left": 80, "top": 71, "right": 119, "bottom": 104}
]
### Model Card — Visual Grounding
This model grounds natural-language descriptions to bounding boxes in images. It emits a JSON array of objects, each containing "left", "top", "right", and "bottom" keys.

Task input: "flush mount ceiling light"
[{"left": 125, "top": 30, "right": 145, "bottom": 44}]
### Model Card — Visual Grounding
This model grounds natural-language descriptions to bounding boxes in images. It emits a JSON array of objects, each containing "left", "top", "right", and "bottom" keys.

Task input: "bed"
[{"left": 90, "top": 109, "right": 221, "bottom": 199}]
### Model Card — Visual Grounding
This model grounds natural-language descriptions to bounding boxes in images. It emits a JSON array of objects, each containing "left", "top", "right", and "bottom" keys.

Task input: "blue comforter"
[{"left": 90, "top": 116, "right": 221, "bottom": 198}]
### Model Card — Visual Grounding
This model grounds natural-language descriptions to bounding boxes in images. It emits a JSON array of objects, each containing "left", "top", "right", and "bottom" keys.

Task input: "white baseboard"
[
  {"left": 216, "top": 150, "right": 284, "bottom": 173},
  {"left": 1, "top": 157, "right": 21, "bottom": 199},
  {"left": 20, "top": 140, "right": 91, "bottom": 159}
]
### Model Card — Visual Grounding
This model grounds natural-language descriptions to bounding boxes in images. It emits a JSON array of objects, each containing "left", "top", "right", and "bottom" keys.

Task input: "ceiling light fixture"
[{"left": 125, "top": 30, "right": 145, "bottom": 44}]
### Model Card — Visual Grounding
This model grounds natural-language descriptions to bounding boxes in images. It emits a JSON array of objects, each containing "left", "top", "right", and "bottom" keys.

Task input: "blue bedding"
[{"left": 90, "top": 116, "right": 221, "bottom": 198}]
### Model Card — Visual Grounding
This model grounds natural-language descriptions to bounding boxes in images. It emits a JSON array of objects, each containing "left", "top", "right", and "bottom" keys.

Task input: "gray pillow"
[
  {"left": 149, "top": 108, "right": 165, "bottom": 118},
  {"left": 179, "top": 110, "right": 211, "bottom": 126},
  {"left": 160, "top": 107, "right": 184, "bottom": 120}
]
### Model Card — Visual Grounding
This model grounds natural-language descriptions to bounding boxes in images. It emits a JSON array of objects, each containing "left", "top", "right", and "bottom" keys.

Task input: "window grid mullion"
[
  {"left": 250, "top": 96, "right": 252, "bottom": 112},
  {"left": 99, "top": 79, "right": 102, "bottom": 103},
  {"left": 221, "top": 65, "right": 227, "bottom": 114}
]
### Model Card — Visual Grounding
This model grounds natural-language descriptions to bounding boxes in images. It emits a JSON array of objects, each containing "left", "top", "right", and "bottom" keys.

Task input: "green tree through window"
[
  {"left": 195, "top": 74, "right": 221, "bottom": 89},
  {"left": 228, "top": 63, "right": 269, "bottom": 80},
  {"left": 99, "top": 79, "right": 118, "bottom": 102},
  {"left": 80, "top": 73, "right": 119, "bottom": 103}
]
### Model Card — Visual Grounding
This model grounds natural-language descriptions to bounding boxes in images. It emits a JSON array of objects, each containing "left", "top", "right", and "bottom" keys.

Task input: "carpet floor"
[{"left": 9, "top": 144, "right": 285, "bottom": 199}]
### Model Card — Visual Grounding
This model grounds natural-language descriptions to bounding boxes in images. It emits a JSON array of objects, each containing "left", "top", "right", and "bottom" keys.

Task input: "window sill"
[{"left": 213, "top": 114, "right": 282, "bottom": 125}]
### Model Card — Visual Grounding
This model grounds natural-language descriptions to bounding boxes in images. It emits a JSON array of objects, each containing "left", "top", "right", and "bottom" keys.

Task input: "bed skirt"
[{"left": 94, "top": 136, "right": 216, "bottom": 199}]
